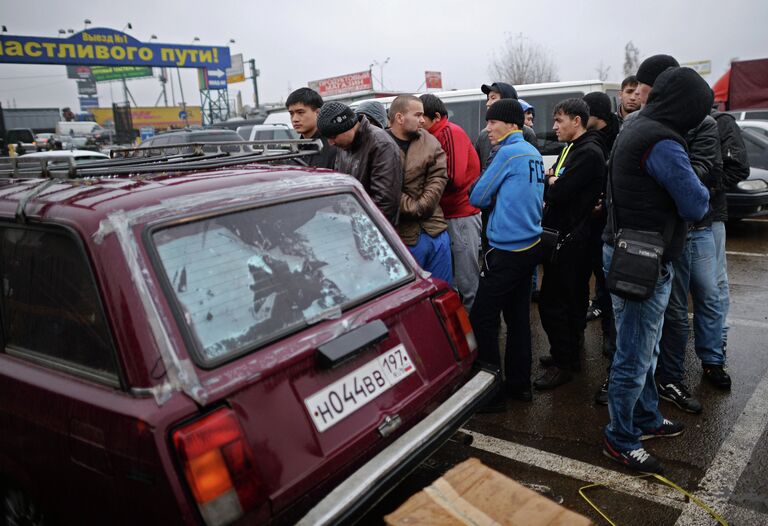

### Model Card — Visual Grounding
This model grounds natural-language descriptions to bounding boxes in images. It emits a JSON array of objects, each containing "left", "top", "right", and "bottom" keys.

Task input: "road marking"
[
  {"left": 726, "top": 317, "right": 768, "bottom": 329},
  {"left": 462, "top": 429, "right": 685, "bottom": 509},
  {"left": 685, "top": 313, "right": 768, "bottom": 330},
  {"left": 725, "top": 250, "right": 768, "bottom": 258},
  {"left": 674, "top": 358, "right": 768, "bottom": 525},
  {"left": 462, "top": 429, "right": 768, "bottom": 525}
]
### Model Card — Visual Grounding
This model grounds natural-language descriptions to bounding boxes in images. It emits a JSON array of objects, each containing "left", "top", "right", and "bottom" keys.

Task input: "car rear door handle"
[{"left": 317, "top": 320, "right": 389, "bottom": 368}]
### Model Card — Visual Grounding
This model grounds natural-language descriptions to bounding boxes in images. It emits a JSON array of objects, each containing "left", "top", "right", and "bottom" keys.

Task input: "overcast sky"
[{"left": 0, "top": 0, "right": 765, "bottom": 112}]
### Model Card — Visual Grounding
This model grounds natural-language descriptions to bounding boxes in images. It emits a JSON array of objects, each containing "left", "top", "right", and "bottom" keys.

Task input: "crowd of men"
[{"left": 282, "top": 54, "right": 750, "bottom": 474}]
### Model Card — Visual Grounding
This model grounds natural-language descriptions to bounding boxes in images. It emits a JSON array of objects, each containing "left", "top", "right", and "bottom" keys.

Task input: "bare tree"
[
  {"left": 595, "top": 61, "right": 611, "bottom": 81},
  {"left": 488, "top": 33, "right": 559, "bottom": 85},
  {"left": 623, "top": 41, "right": 641, "bottom": 77}
]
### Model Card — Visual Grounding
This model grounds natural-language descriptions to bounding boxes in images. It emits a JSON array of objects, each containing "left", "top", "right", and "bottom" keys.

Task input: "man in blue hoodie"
[{"left": 469, "top": 99, "right": 545, "bottom": 410}]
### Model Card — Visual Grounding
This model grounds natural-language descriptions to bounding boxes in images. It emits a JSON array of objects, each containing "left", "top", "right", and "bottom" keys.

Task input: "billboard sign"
[
  {"left": 79, "top": 96, "right": 99, "bottom": 110},
  {"left": 425, "top": 71, "right": 443, "bottom": 90},
  {"left": 681, "top": 60, "right": 712, "bottom": 76},
  {"left": 76, "top": 78, "right": 97, "bottom": 96},
  {"left": 0, "top": 28, "right": 230, "bottom": 69},
  {"left": 227, "top": 53, "right": 245, "bottom": 84},
  {"left": 91, "top": 106, "right": 203, "bottom": 129},
  {"left": 198, "top": 68, "right": 227, "bottom": 90},
  {"left": 308, "top": 70, "right": 373, "bottom": 97},
  {"left": 66, "top": 65, "right": 93, "bottom": 79}
]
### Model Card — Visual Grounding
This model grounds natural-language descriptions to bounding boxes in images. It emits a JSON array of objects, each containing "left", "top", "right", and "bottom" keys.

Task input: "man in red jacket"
[{"left": 420, "top": 94, "right": 482, "bottom": 310}]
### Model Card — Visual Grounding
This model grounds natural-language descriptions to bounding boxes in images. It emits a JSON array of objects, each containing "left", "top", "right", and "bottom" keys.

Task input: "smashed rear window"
[{"left": 151, "top": 193, "right": 410, "bottom": 365}]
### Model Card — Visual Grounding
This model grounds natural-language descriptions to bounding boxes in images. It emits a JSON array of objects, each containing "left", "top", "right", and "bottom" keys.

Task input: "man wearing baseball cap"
[{"left": 317, "top": 101, "right": 403, "bottom": 225}]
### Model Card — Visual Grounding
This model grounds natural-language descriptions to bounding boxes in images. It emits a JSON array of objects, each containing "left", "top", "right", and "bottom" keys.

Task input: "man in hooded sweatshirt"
[
  {"left": 535, "top": 98, "right": 605, "bottom": 390},
  {"left": 601, "top": 67, "right": 711, "bottom": 473}
]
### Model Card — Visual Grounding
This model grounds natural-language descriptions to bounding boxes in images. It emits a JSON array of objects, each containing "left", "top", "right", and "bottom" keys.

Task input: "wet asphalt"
[{"left": 362, "top": 218, "right": 768, "bottom": 526}]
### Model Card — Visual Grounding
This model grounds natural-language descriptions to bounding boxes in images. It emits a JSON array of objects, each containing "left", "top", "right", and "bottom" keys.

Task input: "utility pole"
[{"left": 248, "top": 59, "right": 260, "bottom": 108}]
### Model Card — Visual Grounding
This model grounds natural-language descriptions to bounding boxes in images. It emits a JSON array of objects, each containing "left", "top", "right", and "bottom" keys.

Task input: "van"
[
  {"left": 350, "top": 80, "right": 620, "bottom": 161},
  {"left": 55, "top": 121, "right": 105, "bottom": 138},
  {"left": 236, "top": 123, "right": 299, "bottom": 141}
]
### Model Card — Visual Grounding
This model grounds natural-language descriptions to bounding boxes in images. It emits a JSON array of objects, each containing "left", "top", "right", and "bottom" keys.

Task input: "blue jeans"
[
  {"left": 408, "top": 230, "right": 454, "bottom": 286},
  {"left": 712, "top": 221, "right": 730, "bottom": 348},
  {"left": 604, "top": 244, "right": 671, "bottom": 450},
  {"left": 657, "top": 228, "right": 725, "bottom": 384}
]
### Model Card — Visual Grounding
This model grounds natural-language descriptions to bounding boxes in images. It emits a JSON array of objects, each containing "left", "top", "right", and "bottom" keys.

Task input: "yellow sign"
[
  {"left": 90, "top": 106, "right": 203, "bottom": 129},
  {"left": 227, "top": 53, "right": 245, "bottom": 84}
]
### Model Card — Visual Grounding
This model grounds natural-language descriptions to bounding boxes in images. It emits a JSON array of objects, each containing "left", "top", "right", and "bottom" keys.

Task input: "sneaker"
[
  {"left": 586, "top": 303, "right": 603, "bottom": 322},
  {"left": 702, "top": 364, "right": 732, "bottom": 390},
  {"left": 602, "top": 438, "right": 664, "bottom": 473},
  {"left": 640, "top": 418, "right": 684, "bottom": 440},
  {"left": 594, "top": 378, "right": 609, "bottom": 405},
  {"left": 657, "top": 382, "right": 703, "bottom": 414}
]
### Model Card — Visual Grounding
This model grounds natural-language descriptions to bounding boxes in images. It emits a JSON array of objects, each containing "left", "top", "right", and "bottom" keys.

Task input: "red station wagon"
[{"left": 0, "top": 144, "right": 497, "bottom": 525}]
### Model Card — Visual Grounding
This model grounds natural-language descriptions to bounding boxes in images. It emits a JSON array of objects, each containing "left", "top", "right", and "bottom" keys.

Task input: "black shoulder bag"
[{"left": 604, "top": 162, "right": 672, "bottom": 301}]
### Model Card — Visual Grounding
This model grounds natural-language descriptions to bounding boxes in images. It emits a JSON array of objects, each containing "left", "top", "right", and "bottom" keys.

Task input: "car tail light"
[
  {"left": 433, "top": 290, "right": 477, "bottom": 360},
  {"left": 173, "top": 408, "right": 266, "bottom": 526}
]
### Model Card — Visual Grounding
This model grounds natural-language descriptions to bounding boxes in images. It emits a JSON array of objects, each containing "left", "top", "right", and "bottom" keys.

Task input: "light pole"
[
  {"left": 84, "top": 19, "right": 91, "bottom": 29},
  {"left": 372, "top": 57, "right": 390, "bottom": 91}
]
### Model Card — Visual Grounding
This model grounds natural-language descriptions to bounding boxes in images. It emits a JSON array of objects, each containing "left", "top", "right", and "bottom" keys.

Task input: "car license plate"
[{"left": 304, "top": 344, "right": 415, "bottom": 433}]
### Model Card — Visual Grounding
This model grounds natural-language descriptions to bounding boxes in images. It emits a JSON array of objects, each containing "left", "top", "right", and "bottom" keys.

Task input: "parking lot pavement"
[{"left": 361, "top": 218, "right": 768, "bottom": 525}]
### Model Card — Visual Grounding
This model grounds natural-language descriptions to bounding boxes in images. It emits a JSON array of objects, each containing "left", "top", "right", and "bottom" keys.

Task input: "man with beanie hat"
[
  {"left": 469, "top": 98, "right": 545, "bottom": 410},
  {"left": 420, "top": 93, "right": 482, "bottom": 310},
  {"left": 317, "top": 101, "right": 403, "bottom": 225},
  {"left": 633, "top": 54, "right": 680, "bottom": 109},
  {"left": 601, "top": 67, "right": 711, "bottom": 473},
  {"left": 535, "top": 98, "right": 605, "bottom": 390},
  {"left": 581, "top": 92, "right": 621, "bottom": 405},
  {"left": 286, "top": 87, "right": 337, "bottom": 169},
  {"left": 475, "top": 82, "right": 537, "bottom": 167},
  {"left": 386, "top": 95, "right": 452, "bottom": 284}
]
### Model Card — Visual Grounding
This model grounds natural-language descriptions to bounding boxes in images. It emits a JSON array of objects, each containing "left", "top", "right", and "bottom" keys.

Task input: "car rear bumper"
[
  {"left": 296, "top": 368, "right": 498, "bottom": 526},
  {"left": 727, "top": 191, "right": 768, "bottom": 219}
]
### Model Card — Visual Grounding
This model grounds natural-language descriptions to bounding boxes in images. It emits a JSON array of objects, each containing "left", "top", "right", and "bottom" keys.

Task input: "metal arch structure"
[{"left": 199, "top": 88, "right": 230, "bottom": 126}]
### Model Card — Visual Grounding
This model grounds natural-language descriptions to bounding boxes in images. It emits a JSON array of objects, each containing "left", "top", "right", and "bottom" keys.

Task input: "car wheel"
[{"left": 0, "top": 484, "right": 45, "bottom": 526}]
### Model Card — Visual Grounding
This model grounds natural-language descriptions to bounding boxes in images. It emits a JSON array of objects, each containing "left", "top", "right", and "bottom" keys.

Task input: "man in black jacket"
[
  {"left": 317, "top": 102, "right": 403, "bottom": 225},
  {"left": 286, "top": 88, "right": 337, "bottom": 169},
  {"left": 710, "top": 110, "right": 750, "bottom": 354},
  {"left": 535, "top": 98, "right": 605, "bottom": 390},
  {"left": 656, "top": 108, "right": 731, "bottom": 414}
]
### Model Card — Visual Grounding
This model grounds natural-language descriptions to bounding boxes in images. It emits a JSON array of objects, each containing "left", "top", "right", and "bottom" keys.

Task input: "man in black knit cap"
[{"left": 317, "top": 101, "right": 403, "bottom": 225}]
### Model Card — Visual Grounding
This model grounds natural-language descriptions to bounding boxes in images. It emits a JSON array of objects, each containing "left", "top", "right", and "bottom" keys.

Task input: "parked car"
[
  {"left": 138, "top": 129, "right": 248, "bottom": 156},
  {"left": 33, "top": 133, "right": 56, "bottom": 150},
  {"left": 736, "top": 119, "right": 768, "bottom": 141},
  {"left": 20, "top": 149, "right": 109, "bottom": 165},
  {"left": 726, "top": 166, "right": 768, "bottom": 220},
  {"left": 235, "top": 123, "right": 299, "bottom": 142},
  {"left": 5, "top": 128, "right": 41, "bottom": 154},
  {"left": 0, "top": 145, "right": 495, "bottom": 525},
  {"left": 728, "top": 108, "right": 768, "bottom": 121},
  {"left": 737, "top": 126, "right": 768, "bottom": 171}
]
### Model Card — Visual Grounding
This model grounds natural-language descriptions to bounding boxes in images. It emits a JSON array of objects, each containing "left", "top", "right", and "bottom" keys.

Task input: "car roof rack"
[{"left": 0, "top": 138, "right": 324, "bottom": 180}]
